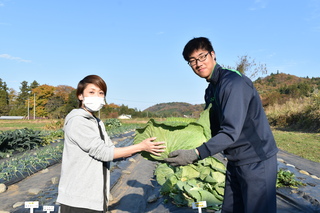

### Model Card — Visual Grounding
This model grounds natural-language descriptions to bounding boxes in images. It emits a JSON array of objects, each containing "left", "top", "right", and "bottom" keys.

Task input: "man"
[{"left": 165, "top": 37, "right": 278, "bottom": 213}]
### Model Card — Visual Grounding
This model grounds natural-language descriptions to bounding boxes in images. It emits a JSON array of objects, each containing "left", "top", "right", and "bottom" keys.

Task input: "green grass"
[
  {"left": 272, "top": 128, "right": 320, "bottom": 163},
  {"left": 0, "top": 119, "right": 58, "bottom": 131}
]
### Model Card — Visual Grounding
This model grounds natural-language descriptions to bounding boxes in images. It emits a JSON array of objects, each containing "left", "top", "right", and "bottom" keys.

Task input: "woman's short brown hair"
[{"left": 76, "top": 75, "right": 107, "bottom": 107}]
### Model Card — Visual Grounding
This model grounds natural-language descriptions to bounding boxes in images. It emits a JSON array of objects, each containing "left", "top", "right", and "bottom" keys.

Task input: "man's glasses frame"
[{"left": 188, "top": 52, "right": 211, "bottom": 66}]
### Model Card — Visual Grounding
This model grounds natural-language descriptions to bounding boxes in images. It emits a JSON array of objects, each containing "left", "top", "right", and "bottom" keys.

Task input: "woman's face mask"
[{"left": 83, "top": 96, "right": 105, "bottom": 112}]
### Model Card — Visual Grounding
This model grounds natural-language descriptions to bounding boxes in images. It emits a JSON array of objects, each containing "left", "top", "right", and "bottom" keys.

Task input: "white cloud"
[{"left": 0, "top": 54, "right": 32, "bottom": 63}]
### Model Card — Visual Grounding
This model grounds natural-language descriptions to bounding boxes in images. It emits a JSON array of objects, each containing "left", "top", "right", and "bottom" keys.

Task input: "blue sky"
[{"left": 1, "top": 0, "right": 319, "bottom": 110}]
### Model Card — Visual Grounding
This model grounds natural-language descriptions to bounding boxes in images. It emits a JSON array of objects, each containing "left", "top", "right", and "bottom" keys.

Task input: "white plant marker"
[
  {"left": 192, "top": 201, "right": 207, "bottom": 213},
  {"left": 24, "top": 201, "right": 39, "bottom": 213},
  {"left": 43, "top": 205, "right": 55, "bottom": 213}
]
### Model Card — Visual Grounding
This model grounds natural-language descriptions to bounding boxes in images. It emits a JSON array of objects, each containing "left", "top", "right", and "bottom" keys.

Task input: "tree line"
[{"left": 0, "top": 78, "right": 152, "bottom": 119}]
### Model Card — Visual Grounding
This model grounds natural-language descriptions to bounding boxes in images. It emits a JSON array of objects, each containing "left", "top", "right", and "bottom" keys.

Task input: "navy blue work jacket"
[{"left": 197, "top": 64, "right": 278, "bottom": 166}]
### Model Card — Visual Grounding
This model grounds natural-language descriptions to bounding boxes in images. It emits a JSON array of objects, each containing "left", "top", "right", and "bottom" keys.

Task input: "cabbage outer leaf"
[{"left": 134, "top": 119, "right": 207, "bottom": 161}]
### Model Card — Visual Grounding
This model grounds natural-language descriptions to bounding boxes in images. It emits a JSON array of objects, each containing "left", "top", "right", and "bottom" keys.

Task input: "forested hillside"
[
  {"left": 254, "top": 73, "right": 320, "bottom": 132},
  {"left": 254, "top": 73, "right": 319, "bottom": 106}
]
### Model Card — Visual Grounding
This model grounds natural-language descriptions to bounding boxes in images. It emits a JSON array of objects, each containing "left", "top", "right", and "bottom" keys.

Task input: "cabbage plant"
[
  {"left": 155, "top": 157, "right": 226, "bottom": 210},
  {"left": 134, "top": 119, "right": 208, "bottom": 161},
  {"left": 133, "top": 104, "right": 212, "bottom": 161},
  {"left": 133, "top": 105, "right": 226, "bottom": 210}
]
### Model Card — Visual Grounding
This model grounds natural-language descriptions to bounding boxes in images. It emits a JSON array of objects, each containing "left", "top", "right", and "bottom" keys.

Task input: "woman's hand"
[
  {"left": 140, "top": 137, "right": 166, "bottom": 156},
  {"left": 113, "top": 137, "right": 165, "bottom": 159}
]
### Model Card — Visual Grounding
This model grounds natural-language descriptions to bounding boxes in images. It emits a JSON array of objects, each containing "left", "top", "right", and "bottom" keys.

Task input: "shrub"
[
  {"left": 104, "top": 118, "right": 122, "bottom": 129},
  {"left": 265, "top": 95, "right": 320, "bottom": 132}
]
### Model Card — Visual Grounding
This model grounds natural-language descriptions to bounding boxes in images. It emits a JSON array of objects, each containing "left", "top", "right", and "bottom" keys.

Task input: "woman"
[{"left": 57, "top": 75, "right": 165, "bottom": 213}]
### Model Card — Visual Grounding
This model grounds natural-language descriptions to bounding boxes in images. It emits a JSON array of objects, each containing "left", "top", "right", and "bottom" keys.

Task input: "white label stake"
[
  {"left": 24, "top": 201, "right": 39, "bottom": 213},
  {"left": 43, "top": 205, "right": 55, "bottom": 213},
  {"left": 192, "top": 201, "right": 207, "bottom": 213}
]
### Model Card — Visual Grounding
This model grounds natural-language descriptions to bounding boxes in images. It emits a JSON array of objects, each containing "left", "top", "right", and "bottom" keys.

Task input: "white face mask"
[{"left": 83, "top": 96, "right": 105, "bottom": 112}]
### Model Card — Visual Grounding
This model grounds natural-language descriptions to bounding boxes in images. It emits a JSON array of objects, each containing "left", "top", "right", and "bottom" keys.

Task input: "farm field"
[
  {"left": 0, "top": 118, "right": 319, "bottom": 213},
  {"left": 0, "top": 119, "right": 319, "bottom": 163}
]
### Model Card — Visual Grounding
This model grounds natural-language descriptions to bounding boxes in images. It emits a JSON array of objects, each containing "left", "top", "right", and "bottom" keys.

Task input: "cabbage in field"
[
  {"left": 133, "top": 104, "right": 212, "bottom": 161},
  {"left": 155, "top": 157, "right": 226, "bottom": 210},
  {"left": 133, "top": 105, "right": 226, "bottom": 210}
]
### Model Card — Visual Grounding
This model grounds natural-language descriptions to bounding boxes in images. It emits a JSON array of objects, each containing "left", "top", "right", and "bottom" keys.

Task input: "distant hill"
[
  {"left": 254, "top": 73, "right": 309, "bottom": 94},
  {"left": 144, "top": 102, "right": 205, "bottom": 117},
  {"left": 254, "top": 72, "right": 319, "bottom": 106}
]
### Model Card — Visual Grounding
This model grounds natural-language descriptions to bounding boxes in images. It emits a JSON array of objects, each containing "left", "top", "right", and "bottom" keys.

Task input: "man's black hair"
[{"left": 182, "top": 37, "right": 214, "bottom": 61}]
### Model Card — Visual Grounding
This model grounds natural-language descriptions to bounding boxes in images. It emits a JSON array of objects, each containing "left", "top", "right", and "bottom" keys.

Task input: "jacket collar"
[{"left": 206, "top": 63, "right": 221, "bottom": 84}]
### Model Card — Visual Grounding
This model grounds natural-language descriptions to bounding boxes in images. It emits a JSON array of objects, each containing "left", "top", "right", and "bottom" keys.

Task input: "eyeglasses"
[{"left": 188, "top": 52, "right": 210, "bottom": 66}]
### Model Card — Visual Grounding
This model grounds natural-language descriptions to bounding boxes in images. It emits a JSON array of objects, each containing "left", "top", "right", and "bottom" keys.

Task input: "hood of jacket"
[{"left": 63, "top": 108, "right": 98, "bottom": 130}]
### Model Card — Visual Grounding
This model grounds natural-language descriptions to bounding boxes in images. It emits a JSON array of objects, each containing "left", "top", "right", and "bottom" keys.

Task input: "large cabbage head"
[{"left": 133, "top": 119, "right": 208, "bottom": 161}]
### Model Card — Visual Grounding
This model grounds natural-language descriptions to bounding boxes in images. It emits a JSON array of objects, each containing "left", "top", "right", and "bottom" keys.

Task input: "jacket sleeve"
[
  {"left": 197, "top": 75, "right": 253, "bottom": 159},
  {"left": 64, "top": 116, "right": 115, "bottom": 162}
]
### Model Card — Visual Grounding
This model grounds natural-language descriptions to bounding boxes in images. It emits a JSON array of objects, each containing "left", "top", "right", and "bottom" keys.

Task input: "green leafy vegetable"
[
  {"left": 133, "top": 104, "right": 212, "bottom": 161},
  {"left": 196, "top": 103, "right": 212, "bottom": 140},
  {"left": 0, "top": 128, "right": 44, "bottom": 158},
  {"left": 134, "top": 119, "right": 207, "bottom": 161},
  {"left": 156, "top": 157, "right": 226, "bottom": 209},
  {"left": 134, "top": 105, "right": 225, "bottom": 210},
  {"left": 276, "top": 168, "right": 305, "bottom": 188},
  {"left": 154, "top": 163, "right": 175, "bottom": 185}
]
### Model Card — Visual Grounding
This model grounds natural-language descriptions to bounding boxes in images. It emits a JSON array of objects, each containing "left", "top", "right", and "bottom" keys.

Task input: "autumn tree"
[
  {"left": 101, "top": 103, "right": 120, "bottom": 118},
  {"left": 31, "top": 84, "right": 55, "bottom": 117},
  {"left": 55, "top": 85, "right": 74, "bottom": 102},
  {"left": 46, "top": 85, "right": 75, "bottom": 118}
]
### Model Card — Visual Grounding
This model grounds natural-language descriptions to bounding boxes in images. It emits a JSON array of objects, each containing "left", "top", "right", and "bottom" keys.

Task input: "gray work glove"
[{"left": 164, "top": 149, "right": 199, "bottom": 166}]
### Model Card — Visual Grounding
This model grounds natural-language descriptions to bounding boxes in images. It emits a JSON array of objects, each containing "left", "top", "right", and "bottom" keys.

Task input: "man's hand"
[{"left": 164, "top": 149, "right": 199, "bottom": 166}]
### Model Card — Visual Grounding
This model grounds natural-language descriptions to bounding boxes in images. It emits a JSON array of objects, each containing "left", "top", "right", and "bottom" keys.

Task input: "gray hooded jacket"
[{"left": 57, "top": 108, "right": 115, "bottom": 211}]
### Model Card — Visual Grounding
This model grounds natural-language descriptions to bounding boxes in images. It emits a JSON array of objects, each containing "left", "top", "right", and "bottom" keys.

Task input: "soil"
[{"left": 0, "top": 132, "right": 319, "bottom": 213}]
